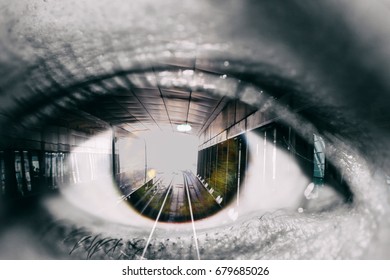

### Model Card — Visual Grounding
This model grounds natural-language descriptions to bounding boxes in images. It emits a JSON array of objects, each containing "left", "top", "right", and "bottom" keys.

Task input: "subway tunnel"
[{"left": 1, "top": 0, "right": 390, "bottom": 260}]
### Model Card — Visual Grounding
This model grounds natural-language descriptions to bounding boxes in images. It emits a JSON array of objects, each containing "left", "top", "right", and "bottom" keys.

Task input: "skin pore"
[{"left": 0, "top": 0, "right": 390, "bottom": 259}]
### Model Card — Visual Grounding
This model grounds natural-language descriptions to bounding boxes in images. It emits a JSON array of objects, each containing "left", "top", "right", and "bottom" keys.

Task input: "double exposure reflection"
[{"left": 1, "top": 0, "right": 390, "bottom": 260}]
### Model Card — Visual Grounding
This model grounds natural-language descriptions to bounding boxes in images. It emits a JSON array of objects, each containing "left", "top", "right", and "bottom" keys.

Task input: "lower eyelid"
[{"left": 39, "top": 202, "right": 360, "bottom": 259}]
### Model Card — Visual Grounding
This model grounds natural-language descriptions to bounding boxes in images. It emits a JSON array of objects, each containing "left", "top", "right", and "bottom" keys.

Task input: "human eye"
[
  {"left": 0, "top": 0, "right": 389, "bottom": 260},
  {"left": 0, "top": 64, "right": 375, "bottom": 260}
]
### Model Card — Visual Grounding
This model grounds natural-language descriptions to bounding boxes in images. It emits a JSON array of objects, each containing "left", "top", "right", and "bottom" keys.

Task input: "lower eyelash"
[
  {"left": 40, "top": 219, "right": 196, "bottom": 260},
  {"left": 37, "top": 202, "right": 354, "bottom": 260}
]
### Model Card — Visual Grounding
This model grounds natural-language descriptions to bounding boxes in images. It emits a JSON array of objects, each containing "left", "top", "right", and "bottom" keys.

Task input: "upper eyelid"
[{"left": 11, "top": 60, "right": 304, "bottom": 120}]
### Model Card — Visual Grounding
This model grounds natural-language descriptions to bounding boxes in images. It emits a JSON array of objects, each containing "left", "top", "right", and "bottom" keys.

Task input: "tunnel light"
[
  {"left": 182, "top": 69, "right": 194, "bottom": 76},
  {"left": 177, "top": 123, "right": 192, "bottom": 132}
]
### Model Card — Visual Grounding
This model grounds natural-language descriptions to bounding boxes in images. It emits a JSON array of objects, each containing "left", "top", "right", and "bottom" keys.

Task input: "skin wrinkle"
[{"left": 0, "top": 0, "right": 390, "bottom": 259}]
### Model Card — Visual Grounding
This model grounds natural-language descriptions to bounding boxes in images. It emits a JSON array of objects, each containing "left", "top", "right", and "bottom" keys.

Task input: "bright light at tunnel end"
[{"left": 177, "top": 123, "right": 192, "bottom": 132}]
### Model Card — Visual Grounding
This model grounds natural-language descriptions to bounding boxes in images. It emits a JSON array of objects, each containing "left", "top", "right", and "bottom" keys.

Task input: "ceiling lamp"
[{"left": 176, "top": 123, "right": 192, "bottom": 132}]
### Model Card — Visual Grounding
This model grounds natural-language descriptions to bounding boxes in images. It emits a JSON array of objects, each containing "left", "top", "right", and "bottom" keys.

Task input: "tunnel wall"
[
  {"left": 0, "top": 124, "right": 116, "bottom": 200},
  {"left": 198, "top": 92, "right": 302, "bottom": 150},
  {"left": 0, "top": 125, "right": 108, "bottom": 152},
  {"left": 198, "top": 99, "right": 284, "bottom": 150}
]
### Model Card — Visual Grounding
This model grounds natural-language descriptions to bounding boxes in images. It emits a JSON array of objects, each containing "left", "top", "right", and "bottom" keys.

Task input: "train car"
[{"left": 196, "top": 121, "right": 353, "bottom": 212}]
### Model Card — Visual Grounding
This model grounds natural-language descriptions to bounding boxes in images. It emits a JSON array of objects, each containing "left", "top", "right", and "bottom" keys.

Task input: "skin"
[{"left": 0, "top": 0, "right": 390, "bottom": 259}]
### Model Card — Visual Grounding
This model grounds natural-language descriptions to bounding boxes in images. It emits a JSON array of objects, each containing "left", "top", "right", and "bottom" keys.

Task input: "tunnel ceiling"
[{"left": 73, "top": 69, "right": 230, "bottom": 136}]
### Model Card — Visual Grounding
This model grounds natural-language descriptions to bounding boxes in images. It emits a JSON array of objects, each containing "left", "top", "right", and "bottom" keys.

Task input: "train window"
[
  {"left": 313, "top": 134, "right": 326, "bottom": 185},
  {"left": 29, "top": 151, "right": 40, "bottom": 193},
  {"left": 45, "top": 152, "right": 52, "bottom": 186},
  {"left": 249, "top": 126, "right": 279, "bottom": 188},
  {"left": 0, "top": 151, "right": 5, "bottom": 195},
  {"left": 51, "top": 153, "right": 57, "bottom": 188},
  {"left": 31, "top": 152, "right": 40, "bottom": 175},
  {"left": 57, "top": 153, "right": 65, "bottom": 184},
  {"left": 14, "top": 151, "right": 23, "bottom": 195},
  {"left": 70, "top": 153, "right": 80, "bottom": 183},
  {"left": 44, "top": 152, "right": 58, "bottom": 189},
  {"left": 23, "top": 151, "right": 32, "bottom": 192},
  {"left": 62, "top": 153, "right": 69, "bottom": 183}
]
